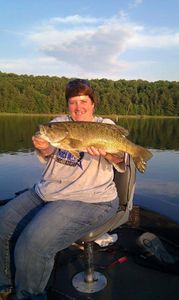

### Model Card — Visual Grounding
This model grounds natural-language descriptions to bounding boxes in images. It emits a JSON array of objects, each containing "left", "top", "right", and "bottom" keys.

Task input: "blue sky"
[{"left": 0, "top": 0, "right": 179, "bottom": 81}]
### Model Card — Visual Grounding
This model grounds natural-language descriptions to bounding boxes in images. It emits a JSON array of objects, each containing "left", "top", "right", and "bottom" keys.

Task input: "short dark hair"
[{"left": 65, "top": 79, "right": 97, "bottom": 107}]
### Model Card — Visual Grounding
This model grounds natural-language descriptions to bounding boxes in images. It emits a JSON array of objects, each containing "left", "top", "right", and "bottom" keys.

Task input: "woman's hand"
[
  {"left": 86, "top": 146, "right": 124, "bottom": 164},
  {"left": 32, "top": 136, "right": 49, "bottom": 150},
  {"left": 32, "top": 136, "right": 55, "bottom": 157}
]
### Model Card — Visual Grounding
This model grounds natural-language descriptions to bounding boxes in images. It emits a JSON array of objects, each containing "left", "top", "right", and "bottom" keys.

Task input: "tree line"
[{"left": 0, "top": 72, "right": 179, "bottom": 116}]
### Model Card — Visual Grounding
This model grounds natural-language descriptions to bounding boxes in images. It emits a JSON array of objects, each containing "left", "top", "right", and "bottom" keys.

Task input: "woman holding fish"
[{"left": 0, "top": 79, "right": 127, "bottom": 300}]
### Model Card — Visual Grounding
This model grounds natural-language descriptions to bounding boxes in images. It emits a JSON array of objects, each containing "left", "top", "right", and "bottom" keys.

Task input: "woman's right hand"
[
  {"left": 32, "top": 136, "right": 55, "bottom": 157},
  {"left": 32, "top": 135, "right": 50, "bottom": 150}
]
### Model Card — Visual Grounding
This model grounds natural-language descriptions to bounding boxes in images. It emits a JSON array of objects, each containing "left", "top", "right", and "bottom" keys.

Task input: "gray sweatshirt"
[{"left": 35, "top": 115, "right": 125, "bottom": 203}]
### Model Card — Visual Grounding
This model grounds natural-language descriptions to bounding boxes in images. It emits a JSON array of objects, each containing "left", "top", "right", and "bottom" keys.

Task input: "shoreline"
[{"left": 0, "top": 112, "right": 178, "bottom": 119}]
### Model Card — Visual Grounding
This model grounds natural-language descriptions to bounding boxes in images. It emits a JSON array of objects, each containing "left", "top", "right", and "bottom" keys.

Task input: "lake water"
[{"left": 0, "top": 115, "right": 179, "bottom": 223}]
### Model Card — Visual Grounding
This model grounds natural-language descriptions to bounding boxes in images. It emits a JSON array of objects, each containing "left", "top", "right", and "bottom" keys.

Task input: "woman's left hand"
[{"left": 87, "top": 146, "right": 124, "bottom": 164}]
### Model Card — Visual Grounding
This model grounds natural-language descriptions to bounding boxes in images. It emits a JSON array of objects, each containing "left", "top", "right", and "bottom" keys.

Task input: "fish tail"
[
  {"left": 133, "top": 146, "right": 153, "bottom": 173},
  {"left": 138, "top": 145, "right": 153, "bottom": 161}
]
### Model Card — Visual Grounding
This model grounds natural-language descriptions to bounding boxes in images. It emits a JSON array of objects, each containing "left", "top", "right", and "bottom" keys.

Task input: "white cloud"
[
  {"left": 1, "top": 13, "right": 179, "bottom": 80},
  {"left": 24, "top": 14, "right": 179, "bottom": 79},
  {"left": 27, "top": 16, "right": 139, "bottom": 76},
  {"left": 129, "top": 0, "right": 143, "bottom": 9},
  {"left": 129, "top": 31, "right": 179, "bottom": 48},
  {"left": 0, "top": 56, "right": 84, "bottom": 77},
  {"left": 48, "top": 15, "right": 101, "bottom": 25}
]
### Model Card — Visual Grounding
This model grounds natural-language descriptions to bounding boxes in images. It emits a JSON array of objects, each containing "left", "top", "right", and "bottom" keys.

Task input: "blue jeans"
[{"left": 0, "top": 189, "right": 118, "bottom": 300}]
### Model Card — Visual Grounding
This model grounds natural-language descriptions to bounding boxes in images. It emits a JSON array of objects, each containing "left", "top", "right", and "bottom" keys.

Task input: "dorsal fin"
[{"left": 115, "top": 124, "right": 129, "bottom": 136}]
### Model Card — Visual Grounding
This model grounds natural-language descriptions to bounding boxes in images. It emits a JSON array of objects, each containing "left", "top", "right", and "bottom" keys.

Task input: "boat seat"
[
  {"left": 72, "top": 155, "right": 136, "bottom": 293},
  {"left": 0, "top": 157, "right": 136, "bottom": 294}
]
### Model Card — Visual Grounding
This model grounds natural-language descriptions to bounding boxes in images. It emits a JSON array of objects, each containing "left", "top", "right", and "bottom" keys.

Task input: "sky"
[{"left": 0, "top": 0, "right": 179, "bottom": 82}]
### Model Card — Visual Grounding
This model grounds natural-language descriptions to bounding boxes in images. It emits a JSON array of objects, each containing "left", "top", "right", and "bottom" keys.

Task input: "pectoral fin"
[
  {"left": 68, "top": 150, "right": 81, "bottom": 159},
  {"left": 116, "top": 125, "right": 129, "bottom": 136},
  {"left": 67, "top": 138, "right": 83, "bottom": 149},
  {"left": 60, "top": 137, "right": 83, "bottom": 159}
]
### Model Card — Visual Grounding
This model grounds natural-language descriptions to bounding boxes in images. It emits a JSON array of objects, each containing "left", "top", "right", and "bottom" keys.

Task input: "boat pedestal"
[{"left": 72, "top": 242, "right": 107, "bottom": 293}]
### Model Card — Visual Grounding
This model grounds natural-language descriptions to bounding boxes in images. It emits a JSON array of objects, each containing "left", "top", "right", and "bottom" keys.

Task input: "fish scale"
[{"left": 38, "top": 121, "right": 153, "bottom": 173}]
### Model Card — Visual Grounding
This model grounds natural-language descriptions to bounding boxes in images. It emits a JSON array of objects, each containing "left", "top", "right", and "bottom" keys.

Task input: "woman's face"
[{"left": 68, "top": 95, "right": 95, "bottom": 121}]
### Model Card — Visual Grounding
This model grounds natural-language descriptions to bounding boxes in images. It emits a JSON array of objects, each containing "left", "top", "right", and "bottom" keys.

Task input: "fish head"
[{"left": 39, "top": 123, "right": 68, "bottom": 145}]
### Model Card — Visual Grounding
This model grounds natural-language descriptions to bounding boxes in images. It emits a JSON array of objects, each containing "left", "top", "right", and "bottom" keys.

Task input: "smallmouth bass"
[{"left": 38, "top": 121, "right": 153, "bottom": 173}]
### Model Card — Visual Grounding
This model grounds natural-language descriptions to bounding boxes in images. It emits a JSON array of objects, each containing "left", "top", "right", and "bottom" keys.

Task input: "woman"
[{"left": 0, "top": 79, "right": 125, "bottom": 300}]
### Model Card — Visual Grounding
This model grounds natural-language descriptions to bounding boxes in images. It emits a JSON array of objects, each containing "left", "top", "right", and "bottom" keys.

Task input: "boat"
[
  {"left": 45, "top": 206, "right": 179, "bottom": 300},
  {"left": 0, "top": 200, "right": 179, "bottom": 300}
]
